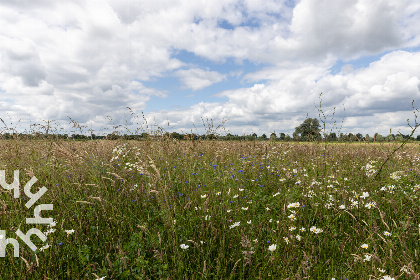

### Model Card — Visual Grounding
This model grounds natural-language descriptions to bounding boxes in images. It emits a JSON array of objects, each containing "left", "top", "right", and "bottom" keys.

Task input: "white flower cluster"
[{"left": 310, "top": 226, "right": 323, "bottom": 234}]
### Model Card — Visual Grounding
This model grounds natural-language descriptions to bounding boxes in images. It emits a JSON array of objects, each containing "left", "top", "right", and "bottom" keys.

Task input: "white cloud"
[
  {"left": 175, "top": 68, "right": 227, "bottom": 90},
  {"left": 146, "top": 51, "right": 420, "bottom": 136},
  {"left": 0, "top": 0, "right": 420, "bottom": 136}
]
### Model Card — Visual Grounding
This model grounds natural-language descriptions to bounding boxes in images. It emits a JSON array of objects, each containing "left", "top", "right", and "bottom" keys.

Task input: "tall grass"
[{"left": 0, "top": 132, "right": 419, "bottom": 279}]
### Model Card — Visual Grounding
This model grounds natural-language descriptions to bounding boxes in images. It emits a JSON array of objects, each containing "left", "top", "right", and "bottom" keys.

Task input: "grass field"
[{"left": 0, "top": 138, "right": 419, "bottom": 279}]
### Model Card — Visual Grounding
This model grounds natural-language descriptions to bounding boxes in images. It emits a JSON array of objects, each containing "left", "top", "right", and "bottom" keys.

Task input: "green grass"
[{"left": 0, "top": 138, "right": 419, "bottom": 279}]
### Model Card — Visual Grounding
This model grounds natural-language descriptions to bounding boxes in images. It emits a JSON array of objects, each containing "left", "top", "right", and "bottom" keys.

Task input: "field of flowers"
[{"left": 0, "top": 139, "right": 419, "bottom": 279}]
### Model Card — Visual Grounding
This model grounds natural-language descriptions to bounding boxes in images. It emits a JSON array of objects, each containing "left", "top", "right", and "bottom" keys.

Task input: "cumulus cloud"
[
  {"left": 175, "top": 68, "right": 227, "bottom": 90},
  {"left": 146, "top": 50, "right": 420, "bottom": 136},
  {"left": 0, "top": 0, "right": 420, "bottom": 136}
]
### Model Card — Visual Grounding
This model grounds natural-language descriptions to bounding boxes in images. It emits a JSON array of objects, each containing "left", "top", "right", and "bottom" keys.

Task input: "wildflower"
[
  {"left": 239, "top": 188, "right": 244, "bottom": 191},
  {"left": 229, "top": 222, "right": 240, "bottom": 229},
  {"left": 273, "top": 192, "right": 280, "bottom": 197},
  {"left": 201, "top": 195, "right": 207, "bottom": 198},
  {"left": 361, "top": 192, "right": 369, "bottom": 199},
  {"left": 380, "top": 276, "right": 394, "bottom": 280},
  {"left": 44, "top": 228, "right": 56, "bottom": 236},
  {"left": 325, "top": 203, "right": 333, "bottom": 209},
  {"left": 241, "top": 207, "right": 248, "bottom": 210},
  {"left": 216, "top": 192, "right": 221, "bottom": 195},
  {"left": 339, "top": 204, "right": 345, "bottom": 209},
  {"left": 227, "top": 209, "right": 232, "bottom": 213},
  {"left": 365, "top": 202, "right": 376, "bottom": 209},
  {"left": 39, "top": 243, "right": 50, "bottom": 251},
  {"left": 384, "top": 231, "right": 392, "bottom": 236},
  {"left": 268, "top": 244, "right": 277, "bottom": 252},
  {"left": 180, "top": 244, "right": 189, "bottom": 250},
  {"left": 49, "top": 221, "right": 56, "bottom": 227},
  {"left": 283, "top": 237, "right": 290, "bottom": 244},
  {"left": 253, "top": 239, "right": 258, "bottom": 242},
  {"left": 288, "top": 214, "right": 296, "bottom": 221},
  {"left": 287, "top": 202, "right": 300, "bottom": 208},
  {"left": 247, "top": 220, "right": 251, "bottom": 224},
  {"left": 296, "top": 235, "right": 302, "bottom": 241},
  {"left": 350, "top": 200, "right": 359, "bottom": 208},
  {"left": 363, "top": 254, "right": 372, "bottom": 262},
  {"left": 205, "top": 215, "right": 211, "bottom": 220},
  {"left": 390, "top": 172, "right": 400, "bottom": 180},
  {"left": 289, "top": 226, "right": 296, "bottom": 231},
  {"left": 377, "top": 268, "right": 386, "bottom": 273},
  {"left": 65, "top": 229, "right": 75, "bottom": 235},
  {"left": 310, "top": 226, "right": 323, "bottom": 234},
  {"left": 300, "top": 227, "right": 306, "bottom": 232},
  {"left": 233, "top": 194, "right": 239, "bottom": 198},
  {"left": 361, "top": 244, "right": 368, "bottom": 249},
  {"left": 269, "top": 219, "right": 273, "bottom": 223},
  {"left": 266, "top": 207, "right": 270, "bottom": 211}
]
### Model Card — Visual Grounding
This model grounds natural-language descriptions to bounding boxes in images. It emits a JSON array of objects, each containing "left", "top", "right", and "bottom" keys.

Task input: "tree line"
[{"left": 0, "top": 118, "right": 418, "bottom": 142}]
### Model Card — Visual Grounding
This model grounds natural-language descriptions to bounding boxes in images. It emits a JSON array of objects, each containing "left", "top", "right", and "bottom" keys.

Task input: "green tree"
[
  {"left": 374, "top": 133, "right": 384, "bottom": 142},
  {"left": 270, "top": 132, "right": 277, "bottom": 141},
  {"left": 327, "top": 132, "right": 337, "bottom": 141},
  {"left": 294, "top": 118, "right": 321, "bottom": 140}
]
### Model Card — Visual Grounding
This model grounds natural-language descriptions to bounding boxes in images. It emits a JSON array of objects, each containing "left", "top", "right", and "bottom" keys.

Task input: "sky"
[{"left": 1, "top": 0, "right": 420, "bottom": 137}]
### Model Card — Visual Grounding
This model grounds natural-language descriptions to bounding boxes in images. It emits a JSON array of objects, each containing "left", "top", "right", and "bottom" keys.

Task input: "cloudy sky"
[{"left": 1, "top": 0, "right": 420, "bottom": 137}]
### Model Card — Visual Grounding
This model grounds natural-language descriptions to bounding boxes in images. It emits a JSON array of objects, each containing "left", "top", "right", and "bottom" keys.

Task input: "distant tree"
[
  {"left": 2, "top": 133, "right": 11, "bottom": 139},
  {"left": 260, "top": 134, "right": 267, "bottom": 140},
  {"left": 284, "top": 135, "right": 291, "bottom": 141},
  {"left": 417, "top": 135, "right": 420, "bottom": 141},
  {"left": 385, "top": 134, "right": 394, "bottom": 142},
  {"left": 171, "top": 132, "right": 183, "bottom": 140},
  {"left": 294, "top": 118, "right": 321, "bottom": 140},
  {"left": 226, "top": 133, "right": 234, "bottom": 140},
  {"left": 206, "top": 133, "right": 216, "bottom": 140},
  {"left": 374, "top": 133, "right": 384, "bottom": 142},
  {"left": 365, "top": 134, "right": 373, "bottom": 142},
  {"left": 395, "top": 135, "right": 404, "bottom": 142},
  {"left": 327, "top": 132, "right": 337, "bottom": 141},
  {"left": 270, "top": 132, "right": 277, "bottom": 141},
  {"left": 339, "top": 133, "right": 349, "bottom": 142},
  {"left": 184, "top": 133, "right": 196, "bottom": 140},
  {"left": 280, "top": 133, "right": 285, "bottom": 140},
  {"left": 355, "top": 133, "right": 363, "bottom": 141}
]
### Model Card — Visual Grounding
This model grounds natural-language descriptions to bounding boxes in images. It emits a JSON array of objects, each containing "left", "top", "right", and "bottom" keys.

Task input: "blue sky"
[
  {"left": 144, "top": 50, "right": 268, "bottom": 112},
  {"left": 1, "top": 0, "right": 420, "bottom": 136}
]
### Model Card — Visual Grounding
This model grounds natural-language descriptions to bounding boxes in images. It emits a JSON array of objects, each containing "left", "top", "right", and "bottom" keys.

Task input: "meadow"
[{"left": 0, "top": 138, "right": 419, "bottom": 279}]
